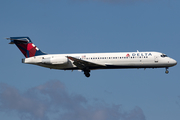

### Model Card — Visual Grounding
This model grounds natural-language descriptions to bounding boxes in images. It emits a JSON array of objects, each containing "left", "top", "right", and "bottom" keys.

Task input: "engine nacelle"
[{"left": 42, "top": 56, "right": 68, "bottom": 65}]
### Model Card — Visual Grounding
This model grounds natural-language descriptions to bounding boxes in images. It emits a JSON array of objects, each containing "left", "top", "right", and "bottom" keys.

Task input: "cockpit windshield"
[{"left": 161, "top": 54, "right": 167, "bottom": 57}]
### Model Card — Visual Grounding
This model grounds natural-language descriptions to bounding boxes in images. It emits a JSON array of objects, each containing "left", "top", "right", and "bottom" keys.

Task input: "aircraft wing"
[{"left": 67, "top": 56, "right": 106, "bottom": 70}]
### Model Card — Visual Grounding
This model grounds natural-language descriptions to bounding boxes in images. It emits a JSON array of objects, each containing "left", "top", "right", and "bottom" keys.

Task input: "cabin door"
[{"left": 154, "top": 56, "right": 158, "bottom": 63}]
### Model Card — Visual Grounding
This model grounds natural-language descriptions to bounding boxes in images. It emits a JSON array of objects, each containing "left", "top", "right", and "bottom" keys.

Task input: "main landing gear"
[
  {"left": 84, "top": 71, "right": 90, "bottom": 77},
  {"left": 83, "top": 69, "right": 90, "bottom": 78},
  {"left": 165, "top": 67, "right": 169, "bottom": 74}
]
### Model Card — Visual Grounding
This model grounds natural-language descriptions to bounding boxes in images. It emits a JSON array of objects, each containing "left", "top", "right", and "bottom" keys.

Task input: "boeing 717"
[{"left": 7, "top": 37, "right": 177, "bottom": 77}]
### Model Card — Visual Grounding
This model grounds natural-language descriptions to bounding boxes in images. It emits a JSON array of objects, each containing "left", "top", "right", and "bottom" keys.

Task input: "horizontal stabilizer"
[{"left": 6, "top": 37, "right": 31, "bottom": 44}]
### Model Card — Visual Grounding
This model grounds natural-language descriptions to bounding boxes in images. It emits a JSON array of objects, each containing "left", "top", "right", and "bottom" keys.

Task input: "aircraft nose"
[{"left": 170, "top": 59, "right": 177, "bottom": 66}]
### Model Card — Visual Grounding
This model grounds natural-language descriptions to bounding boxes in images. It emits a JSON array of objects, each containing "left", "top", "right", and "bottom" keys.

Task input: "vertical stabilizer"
[{"left": 7, "top": 37, "right": 47, "bottom": 58}]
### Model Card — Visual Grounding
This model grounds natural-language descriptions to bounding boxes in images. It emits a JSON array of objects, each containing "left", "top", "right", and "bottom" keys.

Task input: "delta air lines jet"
[{"left": 7, "top": 37, "right": 177, "bottom": 77}]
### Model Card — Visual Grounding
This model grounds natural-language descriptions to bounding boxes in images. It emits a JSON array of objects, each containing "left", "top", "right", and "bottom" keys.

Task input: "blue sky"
[{"left": 0, "top": 0, "right": 180, "bottom": 120}]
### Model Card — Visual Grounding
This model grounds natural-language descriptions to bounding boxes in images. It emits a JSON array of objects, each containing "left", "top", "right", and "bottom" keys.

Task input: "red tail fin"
[{"left": 7, "top": 37, "right": 47, "bottom": 58}]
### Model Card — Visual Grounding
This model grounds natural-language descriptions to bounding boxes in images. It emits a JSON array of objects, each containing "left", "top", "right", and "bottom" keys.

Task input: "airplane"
[{"left": 6, "top": 37, "right": 177, "bottom": 77}]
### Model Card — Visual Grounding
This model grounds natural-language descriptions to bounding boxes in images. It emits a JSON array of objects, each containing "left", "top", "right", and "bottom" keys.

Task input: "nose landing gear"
[{"left": 165, "top": 67, "right": 169, "bottom": 74}]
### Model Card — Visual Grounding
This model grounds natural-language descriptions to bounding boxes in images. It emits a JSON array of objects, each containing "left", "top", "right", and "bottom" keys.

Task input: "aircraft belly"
[{"left": 104, "top": 61, "right": 168, "bottom": 69}]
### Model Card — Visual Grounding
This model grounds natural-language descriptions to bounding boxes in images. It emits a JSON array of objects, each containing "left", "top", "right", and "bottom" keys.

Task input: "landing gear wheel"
[
  {"left": 83, "top": 68, "right": 90, "bottom": 78},
  {"left": 165, "top": 67, "right": 169, "bottom": 74},
  {"left": 84, "top": 72, "right": 90, "bottom": 77}
]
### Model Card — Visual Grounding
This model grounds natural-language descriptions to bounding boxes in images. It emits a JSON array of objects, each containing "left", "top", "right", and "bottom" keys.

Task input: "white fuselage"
[{"left": 22, "top": 51, "right": 177, "bottom": 70}]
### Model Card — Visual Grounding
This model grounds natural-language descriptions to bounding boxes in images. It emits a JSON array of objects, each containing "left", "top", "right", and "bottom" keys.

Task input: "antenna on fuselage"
[{"left": 137, "top": 50, "right": 139, "bottom": 52}]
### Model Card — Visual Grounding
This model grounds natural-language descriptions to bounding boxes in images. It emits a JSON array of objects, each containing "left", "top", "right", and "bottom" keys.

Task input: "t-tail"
[{"left": 6, "top": 37, "right": 47, "bottom": 58}]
